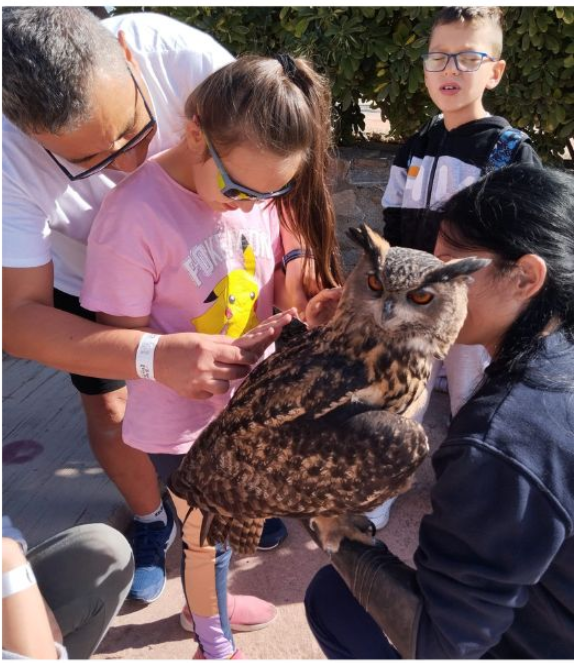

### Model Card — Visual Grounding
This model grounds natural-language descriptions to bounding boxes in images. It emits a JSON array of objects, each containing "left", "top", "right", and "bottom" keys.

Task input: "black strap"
[
  {"left": 485, "top": 126, "right": 529, "bottom": 172},
  {"left": 275, "top": 53, "right": 298, "bottom": 79}
]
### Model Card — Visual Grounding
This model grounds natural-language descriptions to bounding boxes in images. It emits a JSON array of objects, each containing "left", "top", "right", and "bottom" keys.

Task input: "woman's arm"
[
  {"left": 279, "top": 223, "right": 320, "bottom": 316},
  {"left": 2, "top": 538, "right": 61, "bottom": 659},
  {"left": 317, "top": 442, "right": 569, "bottom": 659}
]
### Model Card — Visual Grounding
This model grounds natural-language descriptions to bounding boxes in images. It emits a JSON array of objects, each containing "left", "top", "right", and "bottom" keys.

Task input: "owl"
[{"left": 169, "top": 225, "right": 489, "bottom": 554}]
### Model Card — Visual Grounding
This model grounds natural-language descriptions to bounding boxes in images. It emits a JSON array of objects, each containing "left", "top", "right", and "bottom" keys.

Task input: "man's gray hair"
[{"left": 2, "top": 7, "right": 127, "bottom": 134}]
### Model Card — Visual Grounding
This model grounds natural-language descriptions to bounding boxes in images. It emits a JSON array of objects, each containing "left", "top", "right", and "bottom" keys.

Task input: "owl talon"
[
  {"left": 310, "top": 514, "right": 377, "bottom": 554},
  {"left": 366, "top": 520, "right": 377, "bottom": 537}
]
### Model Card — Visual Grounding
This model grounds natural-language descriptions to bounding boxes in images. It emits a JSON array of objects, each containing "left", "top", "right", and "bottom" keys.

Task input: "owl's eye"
[
  {"left": 407, "top": 290, "right": 434, "bottom": 305},
  {"left": 367, "top": 274, "right": 383, "bottom": 292}
]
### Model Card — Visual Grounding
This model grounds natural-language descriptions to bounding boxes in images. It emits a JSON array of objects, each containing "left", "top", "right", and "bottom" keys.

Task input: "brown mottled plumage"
[{"left": 169, "top": 225, "right": 489, "bottom": 554}]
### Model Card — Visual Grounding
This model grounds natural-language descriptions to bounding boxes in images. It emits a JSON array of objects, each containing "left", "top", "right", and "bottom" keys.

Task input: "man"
[{"left": 2, "top": 7, "right": 290, "bottom": 604}]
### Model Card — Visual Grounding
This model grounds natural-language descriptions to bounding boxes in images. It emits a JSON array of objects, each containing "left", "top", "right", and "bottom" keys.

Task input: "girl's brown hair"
[{"left": 184, "top": 54, "right": 343, "bottom": 290}]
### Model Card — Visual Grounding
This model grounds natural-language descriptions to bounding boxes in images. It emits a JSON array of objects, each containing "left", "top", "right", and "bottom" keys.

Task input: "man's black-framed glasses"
[{"left": 44, "top": 70, "right": 157, "bottom": 181}]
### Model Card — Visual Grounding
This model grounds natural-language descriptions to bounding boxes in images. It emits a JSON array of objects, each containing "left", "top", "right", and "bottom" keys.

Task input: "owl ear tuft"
[
  {"left": 348, "top": 224, "right": 390, "bottom": 267},
  {"left": 423, "top": 257, "right": 492, "bottom": 285}
]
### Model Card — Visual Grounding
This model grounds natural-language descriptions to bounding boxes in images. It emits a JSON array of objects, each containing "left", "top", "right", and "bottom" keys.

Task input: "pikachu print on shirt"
[{"left": 191, "top": 235, "right": 260, "bottom": 337}]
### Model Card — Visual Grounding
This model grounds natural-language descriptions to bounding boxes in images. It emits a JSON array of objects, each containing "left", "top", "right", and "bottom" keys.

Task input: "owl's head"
[{"left": 337, "top": 225, "right": 490, "bottom": 358}]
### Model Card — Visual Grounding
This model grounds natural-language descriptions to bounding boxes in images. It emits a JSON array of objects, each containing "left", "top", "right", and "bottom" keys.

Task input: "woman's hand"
[{"left": 303, "top": 287, "right": 343, "bottom": 328}]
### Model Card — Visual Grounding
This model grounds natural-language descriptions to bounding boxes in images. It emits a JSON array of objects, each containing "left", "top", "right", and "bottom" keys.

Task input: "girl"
[
  {"left": 81, "top": 54, "right": 342, "bottom": 659},
  {"left": 305, "top": 164, "right": 573, "bottom": 659}
]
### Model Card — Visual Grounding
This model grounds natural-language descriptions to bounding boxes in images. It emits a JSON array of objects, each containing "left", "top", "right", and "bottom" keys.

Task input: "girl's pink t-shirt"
[{"left": 81, "top": 159, "right": 282, "bottom": 454}]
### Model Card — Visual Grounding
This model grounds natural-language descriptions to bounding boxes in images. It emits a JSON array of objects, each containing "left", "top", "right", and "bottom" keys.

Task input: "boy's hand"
[{"left": 303, "top": 288, "right": 343, "bottom": 327}]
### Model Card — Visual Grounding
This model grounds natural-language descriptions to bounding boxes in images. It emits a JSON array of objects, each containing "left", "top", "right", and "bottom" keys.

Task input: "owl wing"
[
  {"left": 217, "top": 326, "right": 369, "bottom": 434},
  {"left": 259, "top": 404, "right": 429, "bottom": 517},
  {"left": 170, "top": 402, "right": 428, "bottom": 534}
]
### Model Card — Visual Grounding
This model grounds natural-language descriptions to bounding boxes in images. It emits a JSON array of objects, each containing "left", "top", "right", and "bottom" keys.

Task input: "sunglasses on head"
[{"left": 201, "top": 128, "right": 294, "bottom": 202}]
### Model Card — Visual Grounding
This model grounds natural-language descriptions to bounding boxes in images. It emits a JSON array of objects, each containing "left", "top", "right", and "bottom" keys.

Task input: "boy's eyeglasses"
[
  {"left": 202, "top": 131, "right": 294, "bottom": 202},
  {"left": 422, "top": 51, "right": 497, "bottom": 73},
  {"left": 44, "top": 70, "right": 157, "bottom": 182}
]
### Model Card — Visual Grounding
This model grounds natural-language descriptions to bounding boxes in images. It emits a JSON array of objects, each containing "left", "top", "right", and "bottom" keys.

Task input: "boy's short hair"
[{"left": 431, "top": 6, "right": 504, "bottom": 58}]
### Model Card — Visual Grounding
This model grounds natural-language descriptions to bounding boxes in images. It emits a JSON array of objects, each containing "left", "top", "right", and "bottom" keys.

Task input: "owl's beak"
[{"left": 383, "top": 299, "right": 394, "bottom": 319}]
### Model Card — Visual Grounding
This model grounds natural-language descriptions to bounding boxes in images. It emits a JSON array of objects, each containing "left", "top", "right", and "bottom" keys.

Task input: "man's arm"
[
  {"left": 3, "top": 264, "right": 292, "bottom": 399},
  {"left": 3, "top": 263, "right": 144, "bottom": 379}
]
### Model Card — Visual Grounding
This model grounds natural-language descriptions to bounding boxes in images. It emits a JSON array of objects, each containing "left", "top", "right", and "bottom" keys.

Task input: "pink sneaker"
[
  {"left": 181, "top": 594, "right": 277, "bottom": 634},
  {"left": 193, "top": 647, "right": 246, "bottom": 659}
]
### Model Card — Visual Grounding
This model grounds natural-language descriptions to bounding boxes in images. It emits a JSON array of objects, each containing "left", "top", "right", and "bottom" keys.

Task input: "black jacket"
[
  {"left": 415, "top": 332, "right": 574, "bottom": 658},
  {"left": 382, "top": 115, "right": 541, "bottom": 253}
]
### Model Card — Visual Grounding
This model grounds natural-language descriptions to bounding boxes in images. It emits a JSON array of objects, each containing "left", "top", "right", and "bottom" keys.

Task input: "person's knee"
[
  {"left": 305, "top": 564, "right": 340, "bottom": 625},
  {"left": 81, "top": 388, "right": 127, "bottom": 440},
  {"left": 29, "top": 523, "right": 134, "bottom": 607},
  {"left": 95, "top": 524, "right": 134, "bottom": 574},
  {"left": 70, "top": 523, "right": 133, "bottom": 594}
]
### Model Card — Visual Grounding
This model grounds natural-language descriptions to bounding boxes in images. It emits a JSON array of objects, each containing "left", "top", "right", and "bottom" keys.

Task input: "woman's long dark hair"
[{"left": 437, "top": 164, "right": 573, "bottom": 386}]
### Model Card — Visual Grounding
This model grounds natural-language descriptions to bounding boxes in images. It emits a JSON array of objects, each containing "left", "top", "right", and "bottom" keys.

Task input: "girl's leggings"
[{"left": 150, "top": 452, "right": 235, "bottom": 659}]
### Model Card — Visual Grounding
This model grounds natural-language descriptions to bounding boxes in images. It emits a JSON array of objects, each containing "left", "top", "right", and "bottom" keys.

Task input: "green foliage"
[{"left": 116, "top": 6, "right": 573, "bottom": 163}]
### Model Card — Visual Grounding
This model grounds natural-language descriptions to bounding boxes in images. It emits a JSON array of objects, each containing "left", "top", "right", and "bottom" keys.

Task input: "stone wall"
[{"left": 331, "top": 142, "right": 398, "bottom": 273}]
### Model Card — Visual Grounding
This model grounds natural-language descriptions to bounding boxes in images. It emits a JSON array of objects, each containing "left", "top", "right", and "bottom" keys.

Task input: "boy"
[
  {"left": 369, "top": 7, "right": 541, "bottom": 530},
  {"left": 382, "top": 5, "right": 541, "bottom": 414},
  {"left": 382, "top": 6, "right": 540, "bottom": 255}
]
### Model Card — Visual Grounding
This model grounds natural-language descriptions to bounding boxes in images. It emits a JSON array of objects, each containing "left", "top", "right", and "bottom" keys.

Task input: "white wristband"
[
  {"left": 2, "top": 562, "right": 37, "bottom": 598},
  {"left": 135, "top": 333, "right": 160, "bottom": 381}
]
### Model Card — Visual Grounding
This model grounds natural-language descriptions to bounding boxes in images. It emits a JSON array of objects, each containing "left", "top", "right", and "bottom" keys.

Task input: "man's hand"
[
  {"left": 154, "top": 310, "right": 294, "bottom": 400},
  {"left": 154, "top": 333, "right": 257, "bottom": 400}
]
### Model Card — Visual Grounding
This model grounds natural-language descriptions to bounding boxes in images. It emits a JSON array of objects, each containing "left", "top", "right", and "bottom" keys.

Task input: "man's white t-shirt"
[{"left": 2, "top": 12, "right": 234, "bottom": 296}]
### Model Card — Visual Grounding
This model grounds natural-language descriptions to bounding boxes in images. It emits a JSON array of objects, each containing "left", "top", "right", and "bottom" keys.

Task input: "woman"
[{"left": 304, "top": 164, "right": 574, "bottom": 659}]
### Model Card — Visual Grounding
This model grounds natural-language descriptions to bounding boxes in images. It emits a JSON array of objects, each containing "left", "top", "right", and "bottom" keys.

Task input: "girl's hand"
[
  {"left": 234, "top": 308, "right": 296, "bottom": 357},
  {"left": 303, "top": 287, "right": 343, "bottom": 328},
  {"left": 284, "top": 257, "right": 320, "bottom": 319}
]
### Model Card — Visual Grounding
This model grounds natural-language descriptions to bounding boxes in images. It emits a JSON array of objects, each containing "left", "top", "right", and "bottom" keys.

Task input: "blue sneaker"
[
  {"left": 128, "top": 502, "right": 177, "bottom": 602},
  {"left": 257, "top": 518, "right": 288, "bottom": 551}
]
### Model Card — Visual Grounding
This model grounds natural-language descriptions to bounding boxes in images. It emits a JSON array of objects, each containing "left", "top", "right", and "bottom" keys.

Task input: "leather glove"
[{"left": 304, "top": 521, "right": 422, "bottom": 658}]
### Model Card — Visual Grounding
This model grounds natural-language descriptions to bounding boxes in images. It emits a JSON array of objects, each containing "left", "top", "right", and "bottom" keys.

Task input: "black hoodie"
[{"left": 382, "top": 115, "right": 541, "bottom": 253}]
